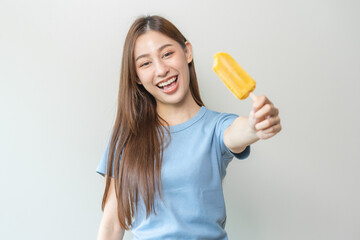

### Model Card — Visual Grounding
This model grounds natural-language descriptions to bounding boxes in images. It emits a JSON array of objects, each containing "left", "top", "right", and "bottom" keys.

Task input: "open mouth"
[{"left": 157, "top": 76, "right": 178, "bottom": 89}]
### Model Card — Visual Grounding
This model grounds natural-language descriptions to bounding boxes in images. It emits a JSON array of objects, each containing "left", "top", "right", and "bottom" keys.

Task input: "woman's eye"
[
  {"left": 140, "top": 62, "right": 150, "bottom": 68},
  {"left": 163, "top": 52, "right": 174, "bottom": 58}
]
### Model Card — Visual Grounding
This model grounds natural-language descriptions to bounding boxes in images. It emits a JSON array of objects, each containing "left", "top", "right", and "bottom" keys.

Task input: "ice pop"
[{"left": 213, "top": 52, "right": 256, "bottom": 100}]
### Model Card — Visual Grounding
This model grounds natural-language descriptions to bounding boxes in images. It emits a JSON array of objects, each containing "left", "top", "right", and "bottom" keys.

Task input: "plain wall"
[{"left": 1, "top": 0, "right": 359, "bottom": 239}]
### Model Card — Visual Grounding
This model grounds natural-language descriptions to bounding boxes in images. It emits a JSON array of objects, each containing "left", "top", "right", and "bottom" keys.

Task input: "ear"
[{"left": 184, "top": 41, "right": 193, "bottom": 64}]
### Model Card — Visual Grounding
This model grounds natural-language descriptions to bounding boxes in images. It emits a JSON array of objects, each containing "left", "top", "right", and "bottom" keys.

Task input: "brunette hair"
[{"left": 101, "top": 15, "right": 204, "bottom": 230}]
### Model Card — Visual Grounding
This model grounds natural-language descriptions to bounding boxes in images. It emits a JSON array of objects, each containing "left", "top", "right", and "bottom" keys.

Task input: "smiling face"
[{"left": 134, "top": 30, "right": 194, "bottom": 111}]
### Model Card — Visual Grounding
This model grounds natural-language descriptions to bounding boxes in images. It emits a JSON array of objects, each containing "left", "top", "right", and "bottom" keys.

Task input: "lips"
[
  {"left": 156, "top": 76, "right": 178, "bottom": 88},
  {"left": 156, "top": 76, "right": 179, "bottom": 94}
]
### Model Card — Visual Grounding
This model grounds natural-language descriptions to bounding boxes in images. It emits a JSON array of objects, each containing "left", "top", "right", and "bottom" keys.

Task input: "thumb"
[{"left": 248, "top": 109, "right": 257, "bottom": 130}]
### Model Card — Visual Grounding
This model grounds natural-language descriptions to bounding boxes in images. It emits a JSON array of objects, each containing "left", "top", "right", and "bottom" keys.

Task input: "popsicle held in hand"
[{"left": 213, "top": 52, "right": 256, "bottom": 100}]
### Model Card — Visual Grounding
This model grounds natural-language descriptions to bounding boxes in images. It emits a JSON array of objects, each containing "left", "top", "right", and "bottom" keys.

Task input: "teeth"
[{"left": 158, "top": 77, "right": 177, "bottom": 87}]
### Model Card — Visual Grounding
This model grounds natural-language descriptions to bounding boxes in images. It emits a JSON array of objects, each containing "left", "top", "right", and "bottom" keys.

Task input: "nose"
[{"left": 154, "top": 59, "right": 169, "bottom": 78}]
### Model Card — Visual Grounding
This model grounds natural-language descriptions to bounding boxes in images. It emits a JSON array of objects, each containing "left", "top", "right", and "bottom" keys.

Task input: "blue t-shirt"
[{"left": 96, "top": 106, "right": 250, "bottom": 239}]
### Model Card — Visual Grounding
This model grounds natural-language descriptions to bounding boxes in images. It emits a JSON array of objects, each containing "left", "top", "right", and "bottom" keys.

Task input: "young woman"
[{"left": 96, "top": 15, "right": 281, "bottom": 240}]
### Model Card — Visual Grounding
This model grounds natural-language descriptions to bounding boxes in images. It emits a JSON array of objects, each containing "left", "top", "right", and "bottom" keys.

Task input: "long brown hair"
[{"left": 101, "top": 15, "right": 204, "bottom": 230}]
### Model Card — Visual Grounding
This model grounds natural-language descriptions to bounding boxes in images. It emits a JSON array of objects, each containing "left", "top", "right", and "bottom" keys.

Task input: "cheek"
[
  {"left": 172, "top": 56, "right": 189, "bottom": 74},
  {"left": 137, "top": 69, "right": 153, "bottom": 85},
  {"left": 178, "top": 59, "right": 190, "bottom": 78}
]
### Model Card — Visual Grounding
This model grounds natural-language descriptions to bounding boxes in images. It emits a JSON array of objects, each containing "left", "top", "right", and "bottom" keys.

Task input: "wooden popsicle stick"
[{"left": 249, "top": 92, "right": 257, "bottom": 101}]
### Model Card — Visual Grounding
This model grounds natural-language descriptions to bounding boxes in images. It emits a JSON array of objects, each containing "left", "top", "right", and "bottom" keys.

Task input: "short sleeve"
[
  {"left": 230, "top": 145, "right": 251, "bottom": 160},
  {"left": 96, "top": 140, "right": 110, "bottom": 177},
  {"left": 96, "top": 138, "right": 121, "bottom": 178}
]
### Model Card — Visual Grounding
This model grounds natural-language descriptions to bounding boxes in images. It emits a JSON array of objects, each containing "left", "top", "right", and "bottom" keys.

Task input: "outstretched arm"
[{"left": 224, "top": 93, "right": 282, "bottom": 153}]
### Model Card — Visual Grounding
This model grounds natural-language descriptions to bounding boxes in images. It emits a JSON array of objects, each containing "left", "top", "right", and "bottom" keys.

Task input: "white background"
[{"left": 1, "top": 0, "right": 359, "bottom": 239}]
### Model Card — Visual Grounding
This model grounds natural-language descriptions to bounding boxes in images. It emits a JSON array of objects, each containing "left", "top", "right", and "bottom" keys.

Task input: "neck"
[{"left": 156, "top": 96, "right": 201, "bottom": 126}]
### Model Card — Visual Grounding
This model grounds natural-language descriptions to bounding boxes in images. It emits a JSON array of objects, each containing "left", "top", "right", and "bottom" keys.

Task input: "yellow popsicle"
[{"left": 213, "top": 52, "right": 256, "bottom": 100}]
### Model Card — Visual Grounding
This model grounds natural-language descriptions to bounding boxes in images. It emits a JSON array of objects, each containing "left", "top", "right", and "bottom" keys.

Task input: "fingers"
[
  {"left": 258, "top": 132, "right": 276, "bottom": 140},
  {"left": 255, "top": 104, "right": 278, "bottom": 119},
  {"left": 252, "top": 93, "right": 279, "bottom": 120},
  {"left": 256, "top": 124, "right": 282, "bottom": 140},
  {"left": 249, "top": 94, "right": 282, "bottom": 140},
  {"left": 252, "top": 95, "right": 272, "bottom": 112},
  {"left": 255, "top": 116, "right": 281, "bottom": 131}
]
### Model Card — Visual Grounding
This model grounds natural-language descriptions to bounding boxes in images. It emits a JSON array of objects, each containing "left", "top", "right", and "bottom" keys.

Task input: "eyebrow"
[{"left": 135, "top": 44, "right": 174, "bottom": 62}]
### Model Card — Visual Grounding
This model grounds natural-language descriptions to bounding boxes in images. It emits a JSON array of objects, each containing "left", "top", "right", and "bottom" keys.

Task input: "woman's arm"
[
  {"left": 97, "top": 177, "right": 125, "bottom": 240},
  {"left": 224, "top": 94, "right": 281, "bottom": 153}
]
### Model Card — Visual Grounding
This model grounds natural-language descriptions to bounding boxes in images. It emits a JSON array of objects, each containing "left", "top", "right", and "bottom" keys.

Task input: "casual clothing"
[{"left": 96, "top": 106, "right": 250, "bottom": 239}]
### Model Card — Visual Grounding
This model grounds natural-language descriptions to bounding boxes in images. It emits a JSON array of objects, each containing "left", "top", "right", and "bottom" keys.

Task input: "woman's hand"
[
  {"left": 249, "top": 93, "right": 281, "bottom": 140},
  {"left": 224, "top": 93, "right": 281, "bottom": 154}
]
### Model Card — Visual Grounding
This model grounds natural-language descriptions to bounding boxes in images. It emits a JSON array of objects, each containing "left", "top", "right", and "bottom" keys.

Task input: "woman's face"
[{"left": 134, "top": 30, "right": 193, "bottom": 109}]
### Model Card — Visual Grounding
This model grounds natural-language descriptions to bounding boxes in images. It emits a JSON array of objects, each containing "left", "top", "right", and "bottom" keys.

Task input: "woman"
[{"left": 96, "top": 15, "right": 281, "bottom": 240}]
